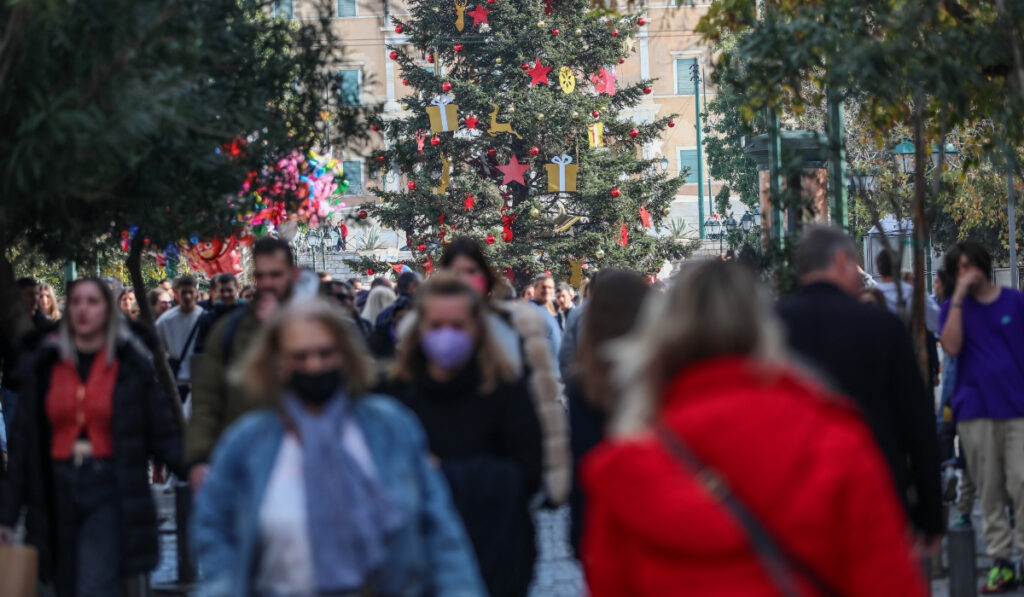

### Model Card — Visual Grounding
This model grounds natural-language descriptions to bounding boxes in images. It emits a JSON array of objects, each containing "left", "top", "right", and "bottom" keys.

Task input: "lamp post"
[{"left": 691, "top": 61, "right": 706, "bottom": 240}]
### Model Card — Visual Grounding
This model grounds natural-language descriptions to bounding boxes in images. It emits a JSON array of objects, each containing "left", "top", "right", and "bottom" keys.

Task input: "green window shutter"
[
  {"left": 678, "top": 149, "right": 698, "bottom": 183},
  {"left": 337, "top": 70, "right": 361, "bottom": 106},
  {"left": 343, "top": 160, "right": 363, "bottom": 194},
  {"left": 274, "top": 0, "right": 294, "bottom": 18},
  {"left": 337, "top": 0, "right": 356, "bottom": 17},
  {"left": 675, "top": 58, "right": 696, "bottom": 95}
]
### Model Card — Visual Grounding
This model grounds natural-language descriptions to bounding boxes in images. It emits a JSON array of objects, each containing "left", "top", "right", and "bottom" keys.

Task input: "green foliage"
[
  {"left": 357, "top": 0, "right": 694, "bottom": 283},
  {"left": 0, "top": 0, "right": 372, "bottom": 264}
]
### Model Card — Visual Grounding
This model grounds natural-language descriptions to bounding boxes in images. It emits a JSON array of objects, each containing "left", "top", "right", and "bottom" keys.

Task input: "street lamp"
[
  {"left": 660, "top": 156, "right": 669, "bottom": 172},
  {"left": 931, "top": 142, "right": 959, "bottom": 170},
  {"left": 893, "top": 140, "right": 916, "bottom": 175},
  {"left": 740, "top": 212, "right": 754, "bottom": 232},
  {"left": 705, "top": 216, "right": 721, "bottom": 239}
]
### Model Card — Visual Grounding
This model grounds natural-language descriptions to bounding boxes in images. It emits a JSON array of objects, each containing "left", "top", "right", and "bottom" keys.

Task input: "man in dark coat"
[{"left": 776, "top": 225, "right": 944, "bottom": 543}]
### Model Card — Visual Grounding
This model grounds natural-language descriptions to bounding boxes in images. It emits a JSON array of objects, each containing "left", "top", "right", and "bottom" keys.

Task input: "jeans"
[{"left": 52, "top": 460, "right": 121, "bottom": 597}]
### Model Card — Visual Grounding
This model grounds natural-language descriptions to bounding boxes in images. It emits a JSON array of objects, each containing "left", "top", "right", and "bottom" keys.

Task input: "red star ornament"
[
  {"left": 497, "top": 155, "right": 530, "bottom": 186},
  {"left": 464, "top": 114, "right": 479, "bottom": 129},
  {"left": 620, "top": 222, "right": 629, "bottom": 247},
  {"left": 526, "top": 59, "right": 552, "bottom": 87},
  {"left": 467, "top": 4, "right": 490, "bottom": 27},
  {"left": 424, "top": 255, "right": 435, "bottom": 275},
  {"left": 639, "top": 205, "right": 652, "bottom": 228},
  {"left": 463, "top": 194, "right": 477, "bottom": 210}
]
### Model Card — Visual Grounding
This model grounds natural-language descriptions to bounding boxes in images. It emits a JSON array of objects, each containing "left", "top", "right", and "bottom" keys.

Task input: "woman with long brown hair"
[
  {"left": 387, "top": 273, "right": 543, "bottom": 597},
  {"left": 38, "top": 283, "right": 62, "bottom": 321},
  {"left": 0, "top": 278, "right": 182, "bottom": 596}
]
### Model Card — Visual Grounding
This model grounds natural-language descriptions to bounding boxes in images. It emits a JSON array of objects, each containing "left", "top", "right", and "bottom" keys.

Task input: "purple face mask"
[{"left": 421, "top": 327, "right": 475, "bottom": 371}]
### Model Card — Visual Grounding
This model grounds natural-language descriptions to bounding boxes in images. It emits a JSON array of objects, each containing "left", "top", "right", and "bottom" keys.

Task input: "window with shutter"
[
  {"left": 273, "top": 0, "right": 294, "bottom": 18},
  {"left": 678, "top": 149, "right": 699, "bottom": 183},
  {"left": 343, "top": 160, "right": 363, "bottom": 195},
  {"left": 675, "top": 58, "right": 697, "bottom": 95},
  {"left": 337, "top": 0, "right": 356, "bottom": 17},
  {"left": 337, "top": 70, "right": 361, "bottom": 106}
]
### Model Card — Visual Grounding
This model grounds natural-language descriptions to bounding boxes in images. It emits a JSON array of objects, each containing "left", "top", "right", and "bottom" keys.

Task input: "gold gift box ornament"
[
  {"left": 427, "top": 95, "right": 459, "bottom": 133},
  {"left": 546, "top": 154, "right": 578, "bottom": 193}
]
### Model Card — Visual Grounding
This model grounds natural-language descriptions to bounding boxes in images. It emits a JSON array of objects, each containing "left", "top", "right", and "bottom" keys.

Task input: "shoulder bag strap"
[
  {"left": 653, "top": 422, "right": 840, "bottom": 597},
  {"left": 178, "top": 318, "right": 202, "bottom": 365}
]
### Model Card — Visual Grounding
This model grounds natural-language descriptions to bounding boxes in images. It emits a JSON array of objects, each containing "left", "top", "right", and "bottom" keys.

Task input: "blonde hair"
[
  {"left": 58, "top": 278, "right": 123, "bottom": 365},
  {"left": 361, "top": 286, "right": 396, "bottom": 323},
  {"left": 232, "top": 298, "right": 375, "bottom": 403},
  {"left": 39, "top": 283, "right": 62, "bottom": 321},
  {"left": 609, "top": 260, "right": 787, "bottom": 436},
  {"left": 390, "top": 272, "right": 517, "bottom": 394}
]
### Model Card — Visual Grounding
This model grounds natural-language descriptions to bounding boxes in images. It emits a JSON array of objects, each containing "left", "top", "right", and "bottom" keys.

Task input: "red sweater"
[
  {"left": 581, "top": 357, "right": 926, "bottom": 597},
  {"left": 46, "top": 352, "right": 118, "bottom": 459}
]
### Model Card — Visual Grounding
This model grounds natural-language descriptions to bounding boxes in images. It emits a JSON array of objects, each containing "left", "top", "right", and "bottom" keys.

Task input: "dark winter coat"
[
  {"left": 0, "top": 336, "right": 184, "bottom": 580},
  {"left": 776, "top": 281, "right": 944, "bottom": 536},
  {"left": 387, "top": 364, "right": 543, "bottom": 597}
]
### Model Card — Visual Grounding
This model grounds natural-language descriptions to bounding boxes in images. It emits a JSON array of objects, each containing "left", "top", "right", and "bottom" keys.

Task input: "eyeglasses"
[{"left": 284, "top": 346, "right": 338, "bottom": 363}]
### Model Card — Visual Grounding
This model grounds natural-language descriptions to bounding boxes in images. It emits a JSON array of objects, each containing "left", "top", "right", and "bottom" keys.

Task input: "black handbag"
[{"left": 654, "top": 422, "right": 841, "bottom": 597}]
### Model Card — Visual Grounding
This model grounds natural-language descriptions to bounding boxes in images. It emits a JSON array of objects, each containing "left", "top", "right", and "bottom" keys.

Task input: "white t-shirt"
[
  {"left": 155, "top": 305, "right": 204, "bottom": 383},
  {"left": 254, "top": 422, "right": 376, "bottom": 597},
  {"left": 876, "top": 280, "right": 940, "bottom": 334}
]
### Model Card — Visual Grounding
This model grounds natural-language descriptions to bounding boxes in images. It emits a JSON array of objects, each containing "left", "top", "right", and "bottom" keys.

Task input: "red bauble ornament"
[
  {"left": 402, "top": 78, "right": 409, "bottom": 86},
  {"left": 377, "top": 155, "right": 386, "bottom": 162},
  {"left": 427, "top": 54, "right": 435, "bottom": 63},
  {"left": 358, "top": 210, "right": 368, "bottom": 219},
  {"left": 637, "top": 17, "right": 646, "bottom": 26},
  {"left": 454, "top": 44, "right": 464, "bottom": 52},
  {"left": 389, "top": 51, "right": 399, "bottom": 60},
  {"left": 629, "top": 128, "right": 639, "bottom": 138},
  {"left": 417, "top": 243, "right": 427, "bottom": 252},
  {"left": 551, "top": 28, "right": 559, "bottom": 35},
  {"left": 485, "top": 234, "right": 496, "bottom": 245},
  {"left": 521, "top": 63, "right": 530, "bottom": 70},
  {"left": 487, "top": 148, "right": 497, "bottom": 156},
  {"left": 431, "top": 136, "right": 441, "bottom": 146},
  {"left": 619, "top": 57, "right": 626, "bottom": 64},
  {"left": 370, "top": 124, "right": 379, "bottom": 131},
  {"left": 487, "top": 0, "right": 495, "bottom": 3},
  {"left": 643, "top": 87, "right": 652, "bottom": 95},
  {"left": 591, "top": 110, "right": 600, "bottom": 118},
  {"left": 366, "top": 268, "right": 375, "bottom": 276},
  {"left": 610, "top": 187, "right": 621, "bottom": 198},
  {"left": 395, "top": 25, "right": 404, "bottom": 33},
  {"left": 442, "top": 81, "right": 452, "bottom": 92},
  {"left": 611, "top": 29, "right": 619, "bottom": 37},
  {"left": 529, "top": 146, "right": 540, "bottom": 156},
  {"left": 408, "top": 181, "right": 417, "bottom": 190},
  {"left": 668, "top": 120, "right": 676, "bottom": 128}
]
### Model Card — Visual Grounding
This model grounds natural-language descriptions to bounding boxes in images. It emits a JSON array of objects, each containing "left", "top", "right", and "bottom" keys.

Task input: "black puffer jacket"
[{"left": 0, "top": 336, "right": 183, "bottom": 579}]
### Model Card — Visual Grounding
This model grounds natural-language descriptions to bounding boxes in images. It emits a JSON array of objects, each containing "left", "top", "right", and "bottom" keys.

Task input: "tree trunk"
[
  {"left": 0, "top": 237, "right": 33, "bottom": 356},
  {"left": 126, "top": 234, "right": 186, "bottom": 430},
  {"left": 910, "top": 108, "right": 930, "bottom": 384}
]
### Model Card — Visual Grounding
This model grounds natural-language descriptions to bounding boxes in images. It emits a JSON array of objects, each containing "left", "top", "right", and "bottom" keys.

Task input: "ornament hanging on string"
[
  {"left": 464, "top": 114, "right": 479, "bottom": 129},
  {"left": 427, "top": 96, "right": 459, "bottom": 133},
  {"left": 546, "top": 154, "right": 578, "bottom": 192},
  {"left": 424, "top": 255, "right": 435, "bottom": 275},
  {"left": 639, "top": 205, "right": 652, "bottom": 228},
  {"left": 500, "top": 206, "right": 516, "bottom": 242},
  {"left": 544, "top": 0, "right": 553, "bottom": 14},
  {"left": 558, "top": 67, "right": 576, "bottom": 94},
  {"left": 620, "top": 222, "right": 629, "bottom": 247},
  {"left": 416, "top": 130, "right": 427, "bottom": 153},
  {"left": 467, "top": 4, "right": 490, "bottom": 27},
  {"left": 497, "top": 155, "right": 530, "bottom": 186},
  {"left": 487, "top": 103, "right": 522, "bottom": 139},
  {"left": 455, "top": 0, "right": 467, "bottom": 31},
  {"left": 526, "top": 59, "right": 552, "bottom": 87},
  {"left": 591, "top": 66, "right": 617, "bottom": 95},
  {"left": 463, "top": 193, "right": 477, "bottom": 210},
  {"left": 588, "top": 122, "right": 604, "bottom": 147},
  {"left": 433, "top": 155, "right": 453, "bottom": 195},
  {"left": 569, "top": 258, "right": 584, "bottom": 288}
]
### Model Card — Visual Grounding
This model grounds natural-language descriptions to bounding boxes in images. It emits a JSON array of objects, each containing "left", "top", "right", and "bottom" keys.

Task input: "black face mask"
[{"left": 288, "top": 369, "right": 343, "bottom": 405}]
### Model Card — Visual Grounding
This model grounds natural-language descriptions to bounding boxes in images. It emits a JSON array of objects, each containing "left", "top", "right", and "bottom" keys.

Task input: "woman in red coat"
[{"left": 581, "top": 260, "right": 927, "bottom": 597}]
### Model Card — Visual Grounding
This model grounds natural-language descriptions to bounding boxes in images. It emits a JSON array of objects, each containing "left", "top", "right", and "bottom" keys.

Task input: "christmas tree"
[{"left": 354, "top": 0, "right": 688, "bottom": 284}]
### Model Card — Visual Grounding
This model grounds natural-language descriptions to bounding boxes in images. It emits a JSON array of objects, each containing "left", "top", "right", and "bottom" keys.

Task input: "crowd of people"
[{"left": 0, "top": 224, "right": 1022, "bottom": 596}]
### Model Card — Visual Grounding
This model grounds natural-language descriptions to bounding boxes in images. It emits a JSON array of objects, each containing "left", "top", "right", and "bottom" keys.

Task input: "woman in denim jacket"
[{"left": 191, "top": 298, "right": 486, "bottom": 597}]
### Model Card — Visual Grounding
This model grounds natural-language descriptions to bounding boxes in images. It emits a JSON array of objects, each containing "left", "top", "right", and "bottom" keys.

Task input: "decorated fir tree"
[{"left": 354, "top": 0, "right": 689, "bottom": 285}]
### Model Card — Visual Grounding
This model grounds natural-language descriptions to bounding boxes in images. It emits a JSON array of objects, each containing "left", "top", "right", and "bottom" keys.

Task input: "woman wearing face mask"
[
  {"left": 192, "top": 298, "right": 485, "bottom": 597},
  {"left": 438, "top": 238, "right": 571, "bottom": 509},
  {"left": 387, "top": 273, "right": 543, "bottom": 597},
  {"left": 0, "top": 278, "right": 183, "bottom": 597}
]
